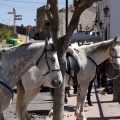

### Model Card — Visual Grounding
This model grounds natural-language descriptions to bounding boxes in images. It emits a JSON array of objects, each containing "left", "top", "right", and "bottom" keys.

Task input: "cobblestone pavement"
[
  {"left": 46, "top": 85, "right": 120, "bottom": 120},
  {"left": 63, "top": 86, "right": 120, "bottom": 120},
  {"left": 4, "top": 91, "right": 53, "bottom": 120}
]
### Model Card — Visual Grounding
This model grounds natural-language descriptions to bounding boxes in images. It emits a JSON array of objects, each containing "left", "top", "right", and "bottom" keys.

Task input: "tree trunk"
[{"left": 46, "top": 1, "right": 102, "bottom": 120}]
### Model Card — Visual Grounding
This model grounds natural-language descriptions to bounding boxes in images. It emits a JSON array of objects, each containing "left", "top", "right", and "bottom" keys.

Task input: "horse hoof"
[
  {"left": 88, "top": 101, "right": 93, "bottom": 106},
  {"left": 76, "top": 117, "right": 82, "bottom": 120},
  {"left": 64, "top": 98, "right": 68, "bottom": 104},
  {"left": 48, "top": 109, "right": 53, "bottom": 118},
  {"left": 74, "top": 111, "right": 79, "bottom": 117}
]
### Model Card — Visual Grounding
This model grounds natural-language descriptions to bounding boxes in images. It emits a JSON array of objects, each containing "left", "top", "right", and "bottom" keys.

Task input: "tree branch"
[
  {"left": 45, "top": 4, "right": 52, "bottom": 21},
  {"left": 59, "top": 0, "right": 102, "bottom": 54},
  {"left": 47, "top": 0, "right": 59, "bottom": 46}
]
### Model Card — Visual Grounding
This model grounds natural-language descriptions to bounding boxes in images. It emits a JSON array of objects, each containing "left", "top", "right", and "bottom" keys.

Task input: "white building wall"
[{"left": 110, "top": 0, "right": 120, "bottom": 39}]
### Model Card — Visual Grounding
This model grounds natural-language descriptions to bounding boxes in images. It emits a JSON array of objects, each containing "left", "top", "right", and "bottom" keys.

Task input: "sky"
[{"left": 0, "top": 0, "right": 73, "bottom": 27}]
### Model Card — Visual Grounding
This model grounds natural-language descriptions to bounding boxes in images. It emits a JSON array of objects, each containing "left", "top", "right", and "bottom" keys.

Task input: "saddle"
[{"left": 66, "top": 52, "right": 80, "bottom": 85}]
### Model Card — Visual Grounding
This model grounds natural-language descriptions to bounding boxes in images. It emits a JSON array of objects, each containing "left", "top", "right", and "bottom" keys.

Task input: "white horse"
[
  {"left": 15, "top": 45, "right": 87, "bottom": 120},
  {"left": 74, "top": 36, "right": 120, "bottom": 120},
  {"left": 16, "top": 36, "right": 120, "bottom": 120},
  {"left": 0, "top": 39, "right": 62, "bottom": 120}
]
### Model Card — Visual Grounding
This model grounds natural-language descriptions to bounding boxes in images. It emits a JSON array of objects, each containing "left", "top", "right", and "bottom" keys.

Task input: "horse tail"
[{"left": 16, "top": 79, "right": 25, "bottom": 119}]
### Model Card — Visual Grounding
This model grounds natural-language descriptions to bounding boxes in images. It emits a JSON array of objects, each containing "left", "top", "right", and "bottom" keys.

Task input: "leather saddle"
[{"left": 66, "top": 52, "right": 80, "bottom": 84}]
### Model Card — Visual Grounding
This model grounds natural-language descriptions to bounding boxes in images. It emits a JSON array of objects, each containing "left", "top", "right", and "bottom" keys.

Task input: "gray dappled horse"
[{"left": 0, "top": 39, "right": 62, "bottom": 120}]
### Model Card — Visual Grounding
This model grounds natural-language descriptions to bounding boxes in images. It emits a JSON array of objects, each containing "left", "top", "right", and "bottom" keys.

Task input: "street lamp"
[
  {"left": 99, "top": 21, "right": 104, "bottom": 29},
  {"left": 103, "top": 6, "right": 110, "bottom": 17}
]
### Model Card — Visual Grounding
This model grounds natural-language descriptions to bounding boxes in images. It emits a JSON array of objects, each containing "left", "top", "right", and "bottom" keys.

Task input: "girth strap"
[
  {"left": 87, "top": 56, "right": 98, "bottom": 83},
  {"left": 87, "top": 56, "right": 97, "bottom": 67}
]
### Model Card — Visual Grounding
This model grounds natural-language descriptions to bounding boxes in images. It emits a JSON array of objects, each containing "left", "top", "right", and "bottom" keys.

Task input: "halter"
[
  {"left": 36, "top": 47, "right": 61, "bottom": 76},
  {"left": 109, "top": 44, "right": 120, "bottom": 61}
]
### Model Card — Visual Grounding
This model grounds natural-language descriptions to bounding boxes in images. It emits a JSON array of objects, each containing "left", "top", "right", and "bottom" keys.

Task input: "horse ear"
[
  {"left": 45, "top": 37, "right": 48, "bottom": 48},
  {"left": 114, "top": 35, "right": 120, "bottom": 42}
]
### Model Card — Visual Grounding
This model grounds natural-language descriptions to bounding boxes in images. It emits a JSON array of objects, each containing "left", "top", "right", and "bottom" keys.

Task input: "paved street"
[
  {"left": 46, "top": 85, "right": 120, "bottom": 120},
  {"left": 3, "top": 85, "right": 120, "bottom": 120}
]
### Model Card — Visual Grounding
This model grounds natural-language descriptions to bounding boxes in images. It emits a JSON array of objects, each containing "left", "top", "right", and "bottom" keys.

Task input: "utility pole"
[
  {"left": 66, "top": 0, "right": 68, "bottom": 33},
  {"left": 13, "top": 8, "right": 16, "bottom": 33},
  {"left": 8, "top": 8, "right": 22, "bottom": 33}
]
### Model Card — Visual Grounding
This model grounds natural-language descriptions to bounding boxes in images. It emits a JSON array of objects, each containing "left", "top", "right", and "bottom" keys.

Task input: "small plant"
[{"left": 0, "top": 27, "right": 11, "bottom": 43}]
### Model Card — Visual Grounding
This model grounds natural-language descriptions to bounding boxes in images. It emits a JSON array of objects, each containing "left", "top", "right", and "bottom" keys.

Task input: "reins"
[{"left": 87, "top": 56, "right": 98, "bottom": 80}]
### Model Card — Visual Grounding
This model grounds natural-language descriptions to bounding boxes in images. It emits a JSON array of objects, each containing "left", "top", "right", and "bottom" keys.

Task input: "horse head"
[
  {"left": 110, "top": 36, "right": 120, "bottom": 69},
  {"left": 36, "top": 38, "right": 62, "bottom": 88}
]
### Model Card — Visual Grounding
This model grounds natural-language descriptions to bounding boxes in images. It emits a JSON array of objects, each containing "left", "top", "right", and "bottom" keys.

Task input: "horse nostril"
[
  {"left": 114, "top": 62, "right": 117, "bottom": 66},
  {"left": 59, "top": 81, "right": 61, "bottom": 85},
  {"left": 52, "top": 80, "right": 61, "bottom": 87}
]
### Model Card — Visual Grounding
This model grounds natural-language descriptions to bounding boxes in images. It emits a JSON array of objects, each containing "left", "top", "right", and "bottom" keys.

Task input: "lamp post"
[
  {"left": 99, "top": 21, "right": 103, "bottom": 29},
  {"left": 66, "top": 0, "right": 68, "bottom": 33},
  {"left": 99, "top": 21, "right": 104, "bottom": 39}
]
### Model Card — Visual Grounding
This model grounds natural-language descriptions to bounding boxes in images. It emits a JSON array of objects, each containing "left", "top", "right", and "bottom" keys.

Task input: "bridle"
[
  {"left": 109, "top": 44, "right": 120, "bottom": 61},
  {"left": 36, "top": 47, "right": 61, "bottom": 76}
]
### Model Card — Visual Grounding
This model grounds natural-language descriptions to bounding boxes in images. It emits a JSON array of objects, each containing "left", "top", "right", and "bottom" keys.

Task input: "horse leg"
[
  {"left": 21, "top": 88, "right": 41, "bottom": 120},
  {"left": 64, "top": 92, "right": 68, "bottom": 104},
  {"left": 16, "top": 80, "right": 29, "bottom": 120},
  {"left": 76, "top": 84, "right": 89, "bottom": 120},
  {"left": 16, "top": 80, "right": 40, "bottom": 120},
  {"left": 0, "top": 112, "right": 4, "bottom": 120},
  {"left": 75, "top": 85, "right": 80, "bottom": 116},
  {"left": 86, "top": 79, "right": 94, "bottom": 106},
  {"left": 0, "top": 104, "right": 4, "bottom": 120},
  {"left": 0, "top": 107, "right": 4, "bottom": 120},
  {"left": 64, "top": 87, "right": 70, "bottom": 104}
]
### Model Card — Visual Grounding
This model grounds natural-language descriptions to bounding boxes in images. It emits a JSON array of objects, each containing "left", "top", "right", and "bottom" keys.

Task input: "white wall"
[{"left": 110, "top": 0, "right": 120, "bottom": 39}]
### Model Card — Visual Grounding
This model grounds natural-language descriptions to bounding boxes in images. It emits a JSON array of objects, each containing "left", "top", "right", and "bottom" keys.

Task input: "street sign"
[
  {"left": 15, "top": 18, "right": 22, "bottom": 20},
  {"left": 8, "top": 12, "right": 14, "bottom": 14},
  {"left": 26, "top": 26, "right": 31, "bottom": 30},
  {"left": 15, "top": 15, "right": 22, "bottom": 17}
]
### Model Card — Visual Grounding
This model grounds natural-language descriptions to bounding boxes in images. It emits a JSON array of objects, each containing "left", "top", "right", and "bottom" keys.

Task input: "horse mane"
[
  {"left": 67, "top": 46, "right": 87, "bottom": 68},
  {"left": 79, "top": 39, "right": 114, "bottom": 55}
]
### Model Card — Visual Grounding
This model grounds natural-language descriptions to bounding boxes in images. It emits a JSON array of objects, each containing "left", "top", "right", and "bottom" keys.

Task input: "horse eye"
[
  {"left": 112, "top": 48, "right": 115, "bottom": 51},
  {"left": 51, "top": 57, "right": 55, "bottom": 62}
]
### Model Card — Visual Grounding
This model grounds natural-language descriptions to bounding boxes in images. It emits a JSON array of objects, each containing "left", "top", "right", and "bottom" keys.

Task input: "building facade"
[
  {"left": 35, "top": 6, "right": 50, "bottom": 40},
  {"left": 36, "top": 4, "right": 97, "bottom": 40},
  {"left": 96, "top": 0, "right": 120, "bottom": 40}
]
